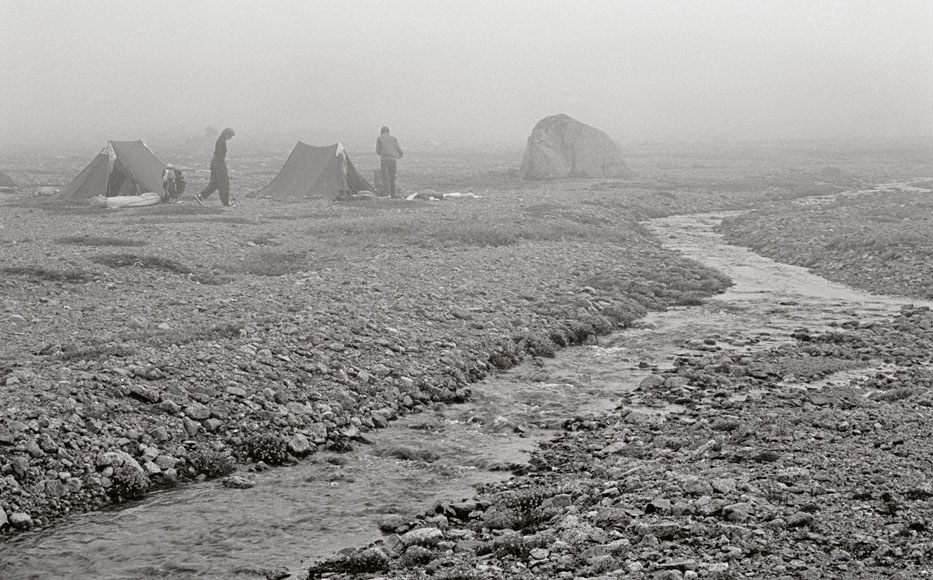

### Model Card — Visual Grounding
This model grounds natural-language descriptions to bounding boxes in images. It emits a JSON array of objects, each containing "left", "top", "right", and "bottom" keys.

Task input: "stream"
[{"left": 3, "top": 197, "right": 931, "bottom": 580}]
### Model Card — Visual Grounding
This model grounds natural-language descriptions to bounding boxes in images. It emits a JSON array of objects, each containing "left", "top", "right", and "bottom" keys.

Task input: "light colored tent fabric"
[
  {"left": 55, "top": 140, "right": 166, "bottom": 203},
  {"left": 248, "top": 142, "right": 373, "bottom": 200}
]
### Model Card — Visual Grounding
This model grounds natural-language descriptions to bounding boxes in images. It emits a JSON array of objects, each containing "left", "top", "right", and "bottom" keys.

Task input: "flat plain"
[{"left": 1, "top": 137, "right": 932, "bottom": 579}]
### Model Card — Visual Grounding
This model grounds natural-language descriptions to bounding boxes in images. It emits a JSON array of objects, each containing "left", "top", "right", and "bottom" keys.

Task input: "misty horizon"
[{"left": 3, "top": 1, "right": 932, "bottom": 154}]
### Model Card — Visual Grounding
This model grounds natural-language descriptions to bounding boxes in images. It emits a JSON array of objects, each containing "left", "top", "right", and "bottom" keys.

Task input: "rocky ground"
[
  {"left": 717, "top": 181, "right": 933, "bottom": 300},
  {"left": 308, "top": 303, "right": 933, "bottom": 580},
  {"left": 300, "top": 183, "right": 933, "bottom": 579},
  {"left": 0, "top": 170, "right": 766, "bottom": 534},
  {"left": 1, "top": 142, "right": 931, "bottom": 579}
]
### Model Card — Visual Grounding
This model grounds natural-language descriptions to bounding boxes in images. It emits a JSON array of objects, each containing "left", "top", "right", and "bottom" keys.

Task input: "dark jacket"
[
  {"left": 213, "top": 135, "right": 228, "bottom": 160},
  {"left": 376, "top": 134, "right": 403, "bottom": 160}
]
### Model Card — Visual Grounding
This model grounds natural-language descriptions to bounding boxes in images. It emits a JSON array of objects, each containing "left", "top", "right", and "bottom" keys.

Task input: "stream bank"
[{"left": 5, "top": 204, "right": 933, "bottom": 579}]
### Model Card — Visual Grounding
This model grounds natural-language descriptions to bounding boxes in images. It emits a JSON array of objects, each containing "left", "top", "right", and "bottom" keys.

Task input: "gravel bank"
[
  {"left": 2, "top": 186, "right": 738, "bottom": 535},
  {"left": 303, "top": 184, "right": 933, "bottom": 580}
]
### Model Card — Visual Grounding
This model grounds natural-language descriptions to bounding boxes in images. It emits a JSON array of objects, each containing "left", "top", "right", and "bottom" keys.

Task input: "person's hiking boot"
[{"left": 223, "top": 201, "right": 236, "bottom": 207}]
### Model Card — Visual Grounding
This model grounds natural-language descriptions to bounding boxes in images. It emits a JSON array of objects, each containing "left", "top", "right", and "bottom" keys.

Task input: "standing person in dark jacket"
[
  {"left": 196, "top": 127, "right": 235, "bottom": 206},
  {"left": 376, "top": 126, "right": 403, "bottom": 198}
]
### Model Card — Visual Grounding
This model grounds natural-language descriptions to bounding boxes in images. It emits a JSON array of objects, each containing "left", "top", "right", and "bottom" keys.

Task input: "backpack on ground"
[
  {"left": 173, "top": 168, "right": 186, "bottom": 196},
  {"left": 161, "top": 167, "right": 186, "bottom": 203}
]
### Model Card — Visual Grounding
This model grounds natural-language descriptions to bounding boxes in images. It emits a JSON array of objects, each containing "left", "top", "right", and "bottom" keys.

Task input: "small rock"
[
  {"left": 450, "top": 307, "right": 473, "bottom": 320},
  {"left": 148, "top": 426, "right": 171, "bottom": 442},
  {"left": 682, "top": 476, "right": 714, "bottom": 496},
  {"left": 44, "top": 479, "right": 65, "bottom": 497},
  {"left": 159, "top": 400, "right": 182, "bottom": 414},
  {"left": 263, "top": 567, "right": 289, "bottom": 580},
  {"left": 11, "top": 456, "right": 29, "bottom": 479},
  {"left": 308, "top": 422, "right": 328, "bottom": 443},
  {"left": 222, "top": 475, "right": 255, "bottom": 489},
  {"left": 184, "top": 402, "right": 211, "bottom": 420},
  {"left": 787, "top": 512, "right": 814, "bottom": 528},
  {"left": 658, "top": 559, "right": 697, "bottom": 571},
  {"left": 182, "top": 417, "right": 200, "bottom": 437},
  {"left": 635, "top": 521, "right": 679, "bottom": 540},
  {"left": 545, "top": 493, "right": 574, "bottom": 509},
  {"left": 378, "top": 514, "right": 409, "bottom": 533},
  {"left": 639, "top": 374, "right": 665, "bottom": 389},
  {"left": 722, "top": 503, "right": 752, "bottom": 523},
  {"left": 128, "top": 384, "right": 161, "bottom": 403},
  {"left": 664, "top": 376, "right": 690, "bottom": 388},
  {"left": 400, "top": 527, "right": 443, "bottom": 547},
  {"left": 776, "top": 467, "right": 811, "bottom": 484},
  {"left": 646, "top": 497, "right": 672, "bottom": 514},
  {"left": 287, "top": 434, "right": 313, "bottom": 457},
  {"left": 382, "top": 533, "right": 405, "bottom": 555},
  {"left": 10, "top": 512, "right": 33, "bottom": 529},
  {"left": 24, "top": 440, "right": 45, "bottom": 458},
  {"left": 128, "top": 316, "right": 148, "bottom": 329},
  {"left": 711, "top": 477, "right": 737, "bottom": 494}
]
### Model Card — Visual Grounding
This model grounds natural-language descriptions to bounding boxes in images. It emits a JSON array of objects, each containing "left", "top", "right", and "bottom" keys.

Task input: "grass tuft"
[
  {"left": 247, "top": 234, "right": 282, "bottom": 246},
  {"left": 135, "top": 204, "right": 224, "bottom": 216},
  {"left": 57, "top": 344, "right": 137, "bottom": 362},
  {"left": 188, "top": 448, "right": 237, "bottom": 478},
  {"left": 92, "top": 253, "right": 191, "bottom": 274},
  {"left": 223, "top": 250, "right": 325, "bottom": 276},
  {"left": 241, "top": 433, "right": 291, "bottom": 465},
  {"left": 56, "top": 235, "right": 147, "bottom": 247},
  {"left": 1, "top": 265, "right": 95, "bottom": 284}
]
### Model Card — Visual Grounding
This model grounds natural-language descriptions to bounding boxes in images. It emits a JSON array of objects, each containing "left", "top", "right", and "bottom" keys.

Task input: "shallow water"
[{"left": 3, "top": 191, "right": 931, "bottom": 580}]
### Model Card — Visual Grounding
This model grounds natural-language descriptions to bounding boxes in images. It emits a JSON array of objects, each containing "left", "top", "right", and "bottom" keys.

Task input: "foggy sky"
[{"left": 2, "top": 0, "right": 931, "bottom": 151}]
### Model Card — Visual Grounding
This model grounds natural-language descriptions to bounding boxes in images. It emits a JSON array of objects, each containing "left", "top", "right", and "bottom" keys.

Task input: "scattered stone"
[
  {"left": 287, "top": 434, "right": 313, "bottom": 457},
  {"left": 222, "top": 475, "right": 255, "bottom": 489},
  {"left": 184, "top": 402, "right": 211, "bottom": 420},
  {"left": 400, "top": 527, "right": 443, "bottom": 547},
  {"left": 9, "top": 512, "right": 33, "bottom": 529}
]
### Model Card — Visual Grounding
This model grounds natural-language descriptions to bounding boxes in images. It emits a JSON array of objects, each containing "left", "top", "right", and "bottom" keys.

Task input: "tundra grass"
[
  {"left": 56, "top": 235, "right": 147, "bottom": 247},
  {"left": 0, "top": 265, "right": 95, "bottom": 284}
]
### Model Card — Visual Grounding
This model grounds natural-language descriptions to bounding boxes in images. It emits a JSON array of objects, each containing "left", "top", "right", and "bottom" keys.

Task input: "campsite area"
[{"left": 1, "top": 138, "right": 933, "bottom": 579}]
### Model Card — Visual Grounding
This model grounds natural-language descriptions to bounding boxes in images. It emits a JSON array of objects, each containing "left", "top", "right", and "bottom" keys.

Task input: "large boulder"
[{"left": 521, "top": 114, "right": 631, "bottom": 180}]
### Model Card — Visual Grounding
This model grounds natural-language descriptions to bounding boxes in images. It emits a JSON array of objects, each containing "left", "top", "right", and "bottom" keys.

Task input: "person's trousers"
[
  {"left": 380, "top": 158, "right": 398, "bottom": 198},
  {"left": 199, "top": 157, "right": 230, "bottom": 205}
]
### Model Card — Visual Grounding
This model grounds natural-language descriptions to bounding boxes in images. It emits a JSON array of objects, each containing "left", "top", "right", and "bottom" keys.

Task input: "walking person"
[
  {"left": 196, "top": 127, "right": 235, "bottom": 206},
  {"left": 376, "top": 126, "right": 403, "bottom": 198}
]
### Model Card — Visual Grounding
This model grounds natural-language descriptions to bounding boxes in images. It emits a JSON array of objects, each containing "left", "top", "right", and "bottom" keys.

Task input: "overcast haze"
[{"left": 2, "top": 0, "right": 932, "bottom": 151}]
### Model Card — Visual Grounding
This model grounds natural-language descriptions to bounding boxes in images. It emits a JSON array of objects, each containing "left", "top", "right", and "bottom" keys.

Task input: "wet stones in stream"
[{"left": 308, "top": 306, "right": 933, "bottom": 579}]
